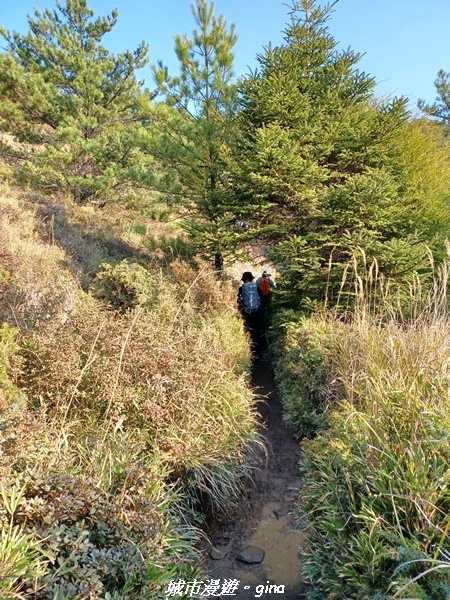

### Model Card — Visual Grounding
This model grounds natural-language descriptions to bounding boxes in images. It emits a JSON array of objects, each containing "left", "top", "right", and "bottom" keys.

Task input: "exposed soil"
[{"left": 198, "top": 356, "right": 308, "bottom": 600}]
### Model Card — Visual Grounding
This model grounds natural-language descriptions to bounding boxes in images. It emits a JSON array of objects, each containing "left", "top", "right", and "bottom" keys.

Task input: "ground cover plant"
[
  {"left": 271, "top": 258, "right": 450, "bottom": 598},
  {"left": 270, "top": 310, "right": 339, "bottom": 438},
  {"left": 0, "top": 181, "right": 260, "bottom": 598}
]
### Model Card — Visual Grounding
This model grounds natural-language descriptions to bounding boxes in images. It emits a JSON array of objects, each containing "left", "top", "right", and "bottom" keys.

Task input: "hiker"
[
  {"left": 255, "top": 269, "right": 276, "bottom": 320},
  {"left": 237, "top": 271, "right": 262, "bottom": 349}
]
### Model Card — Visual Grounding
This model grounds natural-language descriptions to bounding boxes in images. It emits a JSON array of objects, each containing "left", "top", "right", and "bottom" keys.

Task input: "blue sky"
[{"left": 1, "top": 0, "right": 449, "bottom": 111}]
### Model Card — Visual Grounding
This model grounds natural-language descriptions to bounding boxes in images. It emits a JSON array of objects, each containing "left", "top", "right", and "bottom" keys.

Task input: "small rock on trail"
[{"left": 198, "top": 357, "right": 308, "bottom": 600}]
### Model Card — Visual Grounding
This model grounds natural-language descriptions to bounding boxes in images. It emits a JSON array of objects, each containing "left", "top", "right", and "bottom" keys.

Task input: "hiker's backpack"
[
  {"left": 240, "top": 282, "right": 260, "bottom": 313},
  {"left": 259, "top": 277, "right": 271, "bottom": 297}
]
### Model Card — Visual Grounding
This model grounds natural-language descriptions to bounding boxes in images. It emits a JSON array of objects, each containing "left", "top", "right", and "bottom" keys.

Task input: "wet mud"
[{"left": 198, "top": 357, "right": 307, "bottom": 600}]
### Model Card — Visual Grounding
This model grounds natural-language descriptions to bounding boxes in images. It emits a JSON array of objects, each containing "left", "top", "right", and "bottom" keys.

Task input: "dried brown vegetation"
[{"left": 0, "top": 181, "right": 259, "bottom": 598}]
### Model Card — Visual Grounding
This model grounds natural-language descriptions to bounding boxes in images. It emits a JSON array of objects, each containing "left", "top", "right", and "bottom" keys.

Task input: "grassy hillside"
[
  {"left": 271, "top": 263, "right": 450, "bottom": 599},
  {"left": 0, "top": 181, "right": 260, "bottom": 598}
]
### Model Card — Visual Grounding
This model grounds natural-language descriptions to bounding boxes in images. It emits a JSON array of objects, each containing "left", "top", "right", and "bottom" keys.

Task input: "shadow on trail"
[{"left": 198, "top": 356, "right": 308, "bottom": 600}]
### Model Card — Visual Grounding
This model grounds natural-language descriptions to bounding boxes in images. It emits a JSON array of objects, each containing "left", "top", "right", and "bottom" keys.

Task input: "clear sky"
[{"left": 1, "top": 0, "right": 449, "bottom": 111}]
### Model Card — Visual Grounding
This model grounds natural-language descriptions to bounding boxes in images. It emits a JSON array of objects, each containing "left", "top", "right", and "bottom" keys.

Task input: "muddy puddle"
[
  {"left": 199, "top": 357, "right": 307, "bottom": 599},
  {"left": 246, "top": 500, "right": 305, "bottom": 587}
]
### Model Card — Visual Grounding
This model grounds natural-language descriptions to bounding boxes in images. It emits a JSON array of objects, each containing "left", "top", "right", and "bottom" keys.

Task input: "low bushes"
[
  {"left": 0, "top": 415, "right": 197, "bottom": 598},
  {"left": 273, "top": 308, "right": 450, "bottom": 598},
  {"left": 270, "top": 309, "right": 340, "bottom": 437},
  {"left": 0, "top": 184, "right": 259, "bottom": 597}
]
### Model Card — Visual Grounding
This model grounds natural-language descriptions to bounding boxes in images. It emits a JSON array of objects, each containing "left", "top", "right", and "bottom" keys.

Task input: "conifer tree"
[
  {"left": 0, "top": 0, "right": 149, "bottom": 203},
  {"left": 231, "top": 0, "right": 450, "bottom": 306},
  {"left": 149, "top": 0, "right": 240, "bottom": 270},
  {"left": 418, "top": 69, "right": 450, "bottom": 134}
]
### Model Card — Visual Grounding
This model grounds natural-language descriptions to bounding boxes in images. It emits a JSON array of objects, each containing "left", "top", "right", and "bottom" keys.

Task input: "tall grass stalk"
[
  {"left": 104, "top": 307, "right": 142, "bottom": 424},
  {"left": 274, "top": 245, "right": 450, "bottom": 598},
  {"left": 0, "top": 184, "right": 260, "bottom": 596},
  {"left": 59, "top": 318, "right": 106, "bottom": 419}
]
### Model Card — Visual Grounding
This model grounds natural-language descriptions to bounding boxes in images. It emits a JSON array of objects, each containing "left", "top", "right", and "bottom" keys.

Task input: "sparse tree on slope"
[
  {"left": 419, "top": 69, "right": 450, "bottom": 124},
  {"left": 149, "top": 0, "right": 240, "bottom": 270},
  {"left": 418, "top": 69, "right": 450, "bottom": 134},
  {"left": 0, "top": 0, "right": 150, "bottom": 203}
]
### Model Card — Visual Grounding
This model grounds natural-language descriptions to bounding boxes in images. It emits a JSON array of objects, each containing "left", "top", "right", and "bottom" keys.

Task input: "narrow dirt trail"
[{"left": 198, "top": 357, "right": 307, "bottom": 600}]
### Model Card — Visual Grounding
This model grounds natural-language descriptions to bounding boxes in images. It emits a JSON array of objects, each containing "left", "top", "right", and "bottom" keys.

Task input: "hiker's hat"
[
  {"left": 241, "top": 271, "right": 254, "bottom": 281},
  {"left": 262, "top": 269, "right": 271, "bottom": 276}
]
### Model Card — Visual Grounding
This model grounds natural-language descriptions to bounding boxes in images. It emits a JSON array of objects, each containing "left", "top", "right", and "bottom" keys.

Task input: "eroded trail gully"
[{"left": 198, "top": 357, "right": 308, "bottom": 600}]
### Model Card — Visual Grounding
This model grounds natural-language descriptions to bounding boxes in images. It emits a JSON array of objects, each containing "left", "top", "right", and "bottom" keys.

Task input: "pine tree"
[
  {"left": 149, "top": 0, "right": 241, "bottom": 270},
  {"left": 418, "top": 69, "right": 450, "bottom": 135},
  {"left": 0, "top": 0, "right": 149, "bottom": 203},
  {"left": 231, "top": 0, "right": 450, "bottom": 307}
]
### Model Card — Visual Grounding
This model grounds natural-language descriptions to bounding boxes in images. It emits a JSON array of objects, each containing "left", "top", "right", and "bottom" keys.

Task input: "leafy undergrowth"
[
  {"left": 0, "top": 183, "right": 259, "bottom": 598},
  {"left": 272, "top": 285, "right": 450, "bottom": 598},
  {"left": 270, "top": 309, "right": 339, "bottom": 438}
]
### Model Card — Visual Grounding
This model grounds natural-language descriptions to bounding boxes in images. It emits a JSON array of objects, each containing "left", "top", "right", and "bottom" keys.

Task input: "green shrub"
[
  {"left": 296, "top": 313, "right": 450, "bottom": 599},
  {"left": 0, "top": 415, "right": 199, "bottom": 598},
  {"left": 91, "top": 260, "right": 157, "bottom": 311},
  {"left": 132, "top": 222, "right": 147, "bottom": 235},
  {"left": 0, "top": 485, "right": 48, "bottom": 600},
  {"left": 147, "top": 235, "right": 190, "bottom": 261},
  {"left": 270, "top": 310, "right": 340, "bottom": 437}
]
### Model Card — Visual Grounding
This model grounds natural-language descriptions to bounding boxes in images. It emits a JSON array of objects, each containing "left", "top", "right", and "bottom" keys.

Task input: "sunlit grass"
[
  {"left": 0, "top": 181, "right": 260, "bottom": 596},
  {"left": 273, "top": 247, "right": 450, "bottom": 598}
]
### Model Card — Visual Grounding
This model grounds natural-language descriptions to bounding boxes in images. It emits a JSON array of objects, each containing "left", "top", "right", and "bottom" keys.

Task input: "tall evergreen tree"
[
  {"left": 0, "top": 0, "right": 149, "bottom": 203},
  {"left": 149, "top": 0, "right": 240, "bottom": 269},
  {"left": 230, "top": 0, "right": 450, "bottom": 307}
]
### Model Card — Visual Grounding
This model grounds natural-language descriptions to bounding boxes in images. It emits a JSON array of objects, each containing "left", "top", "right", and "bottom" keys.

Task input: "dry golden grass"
[
  {"left": 281, "top": 257, "right": 450, "bottom": 599},
  {"left": 0, "top": 185, "right": 78, "bottom": 329},
  {"left": 0, "top": 180, "right": 260, "bottom": 595}
]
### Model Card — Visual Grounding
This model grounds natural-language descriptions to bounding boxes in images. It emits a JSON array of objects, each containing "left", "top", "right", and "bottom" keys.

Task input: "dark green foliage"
[
  {"left": 148, "top": 0, "right": 244, "bottom": 267},
  {"left": 146, "top": 235, "right": 190, "bottom": 261},
  {"left": 91, "top": 260, "right": 156, "bottom": 311},
  {"left": 0, "top": 0, "right": 150, "bottom": 202},
  {"left": 418, "top": 69, "right": 450, "bottom": 131},
  {"left": 231, "top": 0, "right": 450, "bottom": 308}
]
